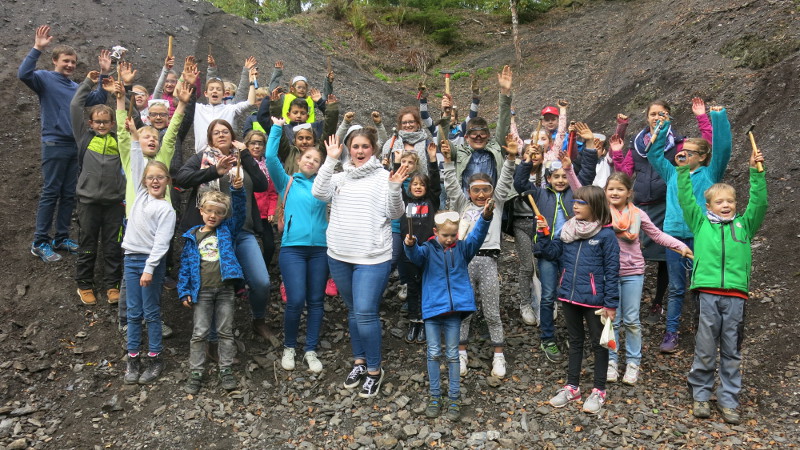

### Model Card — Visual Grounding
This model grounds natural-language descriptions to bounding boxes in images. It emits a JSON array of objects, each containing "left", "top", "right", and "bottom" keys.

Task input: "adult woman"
[
  {"left": 312, "top": 128, "right": 410, "bottom": 398},
  {"left": 175, "top": 119, "right": 272, "bottom": 340},
  {"left": 243, "top": 130, "right": 278, "bottom": 269},
  {"left": 381, "top": 107, "right": 431, "bottom": 174}
]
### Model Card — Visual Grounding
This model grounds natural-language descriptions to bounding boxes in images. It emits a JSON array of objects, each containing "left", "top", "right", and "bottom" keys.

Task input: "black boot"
[
  {"left": 124, "top": 355, "right": 141, "bottom": 385},
  {"left": 405, "top": 322, "right": 418, "bottom": 343},
  {"left": 415, "top": 322, "right": 426, "bottom": 344},
  {"left": 138, "top": 354, "right": 165, "bottom": 384}
]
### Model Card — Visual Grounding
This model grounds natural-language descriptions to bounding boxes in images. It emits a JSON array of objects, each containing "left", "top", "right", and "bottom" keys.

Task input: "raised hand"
[
  {"left": 710, "top": 105, "right": 723, "bottom": 112},
  {"left": 249, "top": 66, "right": 259, "bottom": 82},
  {"left": 216, "top": 155, "right": 237, "bottom": 175},
  {"left": 749, "top": 148, "right": 765, "bottom": 169},
  {"left": 119, "top": 61, "right": 137, "bottom": 85},
  {"left": 427, "top": 142, "right": 437, "bottom": 162},
  {"left": 126, "top": 117, "right": 138, "bottom": 139},
  {"left": 574, "top": 122, "right": 594, "bottom": 141},
  {"left": 558, "top": 150, "right": 572, "bottom": 170},
  {"left": 270, "top": 87, "right": 282, "bottom": 102},
  {"left": 327, "top": 94, "right": 339, "bottom": 105},
  {"left": 274, "top": 60, "right": 284, "bottom": 70},
  {"left": 503, "top": 133, "right": 519, "bottom": 159},
  {"left": 34, "top": 25, "right": 53, "bottom": 50},
  {"left": 325, "top": 135, "right": 342, "bottom": 160},
  {"left": 616, "top": 113, "right": 628, "bottom": 123},
  {"left": 271, "top": 116, "right": 286, "bottom": 127},
  {"left": 244, "top": 56, "right": 257, "bottom": 69},
  {"left": 557, "top": 99, "right": 569, "bottom": 108},
  {"left": 327, "top": 70, "right": 335, "bottom": 83},
  {"left": 471, "top": 76, "right": 480, "bottom": 97},
  {"left": 344, "top": 111, "right": 355, "bottom": 122},
  {"left": 86, "top": 70, "right": 100, "bottom": 84},
  {"left": 101, "top": 75, "right": 116, "bottom": 93},
  {"left": 183, "top": 56, "right": 196, "bottom": 73},
  {"left": 497, "top": 65, "right": 512, "bottom": 95},
  {"left": 417, "top": 81, "right": 427, "bottom": 99},
  {"left": 164, "top": 56, "right": 175, "bottom": 70},
  {"left": 175, "top": 80, "right": 193, "bottom": 103},
  {"left": 609, "top": 134, "right": 625, "bottom": 154},
  {"left": 371, "top": 111, "right": 382, "bottom": 124},
  {"left": 207, "top": 54, "right": 216, "bottom": 68},
  {"left": 441, "top": 139, "right": 452, "bottom": 162},
  {"left": 182, "top": 64, "right": 199, "bottom": 85},
  {"left": 309, "top": 88, "right": 322, "bottom": 102},
  {"left": 98, "top": 49, "right": 112, "bottom": 75},
  {"left": 691, "top": 97, "right": 706, "bottom": 116},
  {"left": 404, "top": 234, "right": 416, "bottom": 246},
  {"left": 441, "top": 93, "right": 453, "bottom": 112},
  {"left": 389, "top": 162, "right": 411, "bottom": 184},
  {"left": 482, "top": 198, "right": 495, "bottom": 220}
]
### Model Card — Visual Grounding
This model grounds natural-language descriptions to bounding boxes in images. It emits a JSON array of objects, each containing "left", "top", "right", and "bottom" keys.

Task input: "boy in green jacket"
[{"left": 676, "top": 147, "right": 767, "bottom": 425}]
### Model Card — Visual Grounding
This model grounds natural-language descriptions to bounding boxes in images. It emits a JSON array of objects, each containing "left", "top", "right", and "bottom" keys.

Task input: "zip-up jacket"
[
  {"left": 405, "top": 215, "right": 490, "bottom": 320},
  {"left": 177, "top": 185, "right": 247, "bottom": 303},
  {"left": 537, "top": 226, "right": 620, "bottom": 309},
  {"left": 400, "top": 161, "right": 442, "bottom": 243},
  {"left": 677, "top": 166, "right": 766, "bottom": 294}
]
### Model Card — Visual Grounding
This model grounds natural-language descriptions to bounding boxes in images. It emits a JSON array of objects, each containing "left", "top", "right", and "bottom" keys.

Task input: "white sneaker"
[
  {"left": 607, "top": 360, "right": 619, "bottom": 383},
  {"left": 622, "top": 362, "right": 639, "bottom": 385},
  {"left": 520, "top": 304, "right": 537, "bottom": 326},
  {"left": 398, "top": 284, "right": 408, "bottom": 301},
  {"left": 304, "top": 351, "right": 323, "bottom": 374},
  {"left": 491, "top": 354, "right": 507, "bottom": 378},
  {"left": 281, "top": 347, "right": 296, "bottom": 371},
  {"left": 553, "top": 302, "right": 558, "bottom": 320},
  {"left": 459, "top": 352, "right": 468, "bottom": 376}
]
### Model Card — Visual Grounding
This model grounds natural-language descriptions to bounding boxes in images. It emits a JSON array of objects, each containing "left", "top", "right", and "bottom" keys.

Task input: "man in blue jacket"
[{"left": 18, "top": 25, "right": 108, "bottom": 262}]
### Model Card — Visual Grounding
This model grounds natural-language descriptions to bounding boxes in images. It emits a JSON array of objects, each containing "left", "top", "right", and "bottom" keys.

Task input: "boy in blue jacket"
[
  {"left": 404, "top": 200, "right": 494, "bottom": 421},
  {"left": 178, "top": 180, "right": 246, "bottom": 394}
]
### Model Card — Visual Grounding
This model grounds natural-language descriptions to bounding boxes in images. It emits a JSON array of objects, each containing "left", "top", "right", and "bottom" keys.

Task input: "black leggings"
[
  {"left": 654, "top": 261, "right": 668, "bottom": 306},
  {"left": 563, "top": 301, "right": 608, "bottom": 391},
  {"left": 260, "top": 219, "right": 276, "bottom": 267}
]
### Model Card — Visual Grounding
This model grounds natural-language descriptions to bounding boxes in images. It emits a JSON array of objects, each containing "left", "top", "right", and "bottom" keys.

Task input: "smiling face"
[
  {"left": 291, "top": 80, "right": 308, "bottom": 98},
  {"left": 647, "top": 104, "right": 669, "bottom": 131},
  {"left": 89, "top": 110, "right": 113, "bottom": 136},
  {"left": 547, "top": 168, "right": 568, "bottom": 192},
  {"left": 247, "top": 135, "right": 266, "bottom": 159},
  {"left": 164, "top": 73, "right": 178, "bottom": 95},
  {"left": 132, "top": 87, "right": 148, "bottom": 109},
  {"left": 294, "top": 129, "right": 315, "bottom": 151},
  {"left": 52, "top": 53, "right": 77, "bottom": 76},
  {"left": 143, "top": 165, "right": 169, "bottom": 199},
  {"left": 349, "top": 136, "right": 374, "bottom": 167},
  {"left": 678, "top": 141, "right": 709, "bottom": 171},
  {"left": 542, "top": 114, "right": 558, "bottom": 132},
  {"left": 211, "top": 123, "right": 232, "bottom": 151},
  {"left": 706, "top": 188, "right": 737, "bottom": 220},
  {"left": 139, "top": 128, "right": 160, "bottom": 158},
  {"left": 605, "top": 179, "right": 632, "bottom": 209},
  {"left": 205, "top": 80, "right": 225, "bottom": 105},
  {"left": 399, "top": 155, "right": 418, "bottom": 173},
  {"left": 434, "top": 222, "right": 459, "bottom": 248},
  {"left": 571, "top": 199, "right": 593, "bottom": 220},
  {"left": 409, "top": 176, "right": 427, "bottom": 198},
  {"left": 400, "top": 113, "right": 419, "bottom": 132},
  {"left": 466, "top": 128, "right": 489, "bottom": 150},
  {"left": 468, "top": 183, "right": 493, "bottom": 207},
  {"left": 297, "top": 148, "right": 323, "bottom": 178},
  {"left": 148, "top": 104, "right": 169, "bottom": 130}
]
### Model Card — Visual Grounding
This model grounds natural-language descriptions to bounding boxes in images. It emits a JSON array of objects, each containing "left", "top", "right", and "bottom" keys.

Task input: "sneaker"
[
  {"left": 405, "top": 322, "right": 418, "bottom": 343},
  {"left": 491, "top": 354, "right": 507, "bottom": 378},
  {"left": 549, "top": 385, "right": 581, "bottom": 408},
  {"left": 540, "top": 341, "right": 564, "bottom": 362},
  {"left": 52, "top": 238, "right": 78, "bottom": 254},
  {"left": 344, "top": 363, "right": 367, "bottom": 389},
  {"left": 161, "top": 321, "right": 174, "bottom": 339},
  {"left": 425, "top": 396, "right": 442, "bottom": 418},
  {"left": 184, "top": 371, "right": 203, "bottom": 394},
  {"left": 281, "top": 347, "right": 296, "bottom": 371},
  {"left": 644, "top": 303, "right": 663, "bottom": 324},
  {"left": 622, "top": 363, "right": 639, "bottom": 385},
  {"left": 162, "top": 276, "right": 177, "bottom": 290},
  {"left": 414, "top": 324, "right": 426, "bottom": 344},
  {"left": 445, "top": 399, "right": 461, "bottom": 421},
  {"left": 77, "top": 288, "right": 97, "bottom": 305},
  {"left": 520, "top": 304, "right": 537, "bottom": 326},
  {"left": 659, "top": 332, "right": 679, "bottom": 353},
  {"left": 219, "top": 367, "right": 237, "bottom": 391},
  {"left": 138, "top": 354, "right": 165, "bottom": 384},
  {"left": 124, "top": 355, "right": 141, "bottom": 385},
  {"left": 31, "top": 242, "right": 62, "bottom": 262},
  {"left": 692, "top": 400, "right": 711, "bottom": 418},
  {"left": 582, "top": 388, "right": 606, "bottom": 414},
  {"left": 107, "top": 288, "right": 120, "bottom": 304},
  {"left": 397, "top": 284, "right": 408, "bottom": 301},
  {"left": 716, "top": 403, "right": 741, "bottom": 424},
  {"left": 358, "top": 368, "right": 384, "bottom": 398},
  {"left": 304, "top": 351, "right": 323, "bottom": 374},
  {"left": 459, "top": 352, "right": 468, "bottom": 376},
  {"left": 325, "top": 278, "right": 338, "bottom": 296},
  {"left": 607, "top": 360, "right": 619, "bottom": 383},
  {"left": 280, "top": 282, "right": 287, "bottom": 303}
]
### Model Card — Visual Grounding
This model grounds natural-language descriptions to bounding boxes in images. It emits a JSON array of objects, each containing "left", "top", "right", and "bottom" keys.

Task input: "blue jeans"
[
  {"left": 610, "top": 274, "right": 644, "bottom": 365},
  {"left": 35, "top": 142, "right": 78, "bottom": 244},
  {"left": 425, "top": 314, "right": 462, "bottom": 400},
  {"left": 665, "top": 238, "right": 693, "bottom": 333},
  {"left": 235, "top": 231, "right": 270, "bottom": 319},
  {"left": 280, "top": 246, "right": 329, "bottom": 352},
  {"left": 124, "top": 254, "right": 166, "bottom": 354},
  {"left": 538, "top": 258, "right": 561, "bottom": 342},
  {"left": 327, "top": 257, "right": 391, "bottom": 372}
]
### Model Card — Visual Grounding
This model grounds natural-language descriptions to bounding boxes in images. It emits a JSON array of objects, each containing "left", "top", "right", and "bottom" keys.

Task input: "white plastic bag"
[{"left": 596, "top": 309, "right": 617, "bottom": 351}]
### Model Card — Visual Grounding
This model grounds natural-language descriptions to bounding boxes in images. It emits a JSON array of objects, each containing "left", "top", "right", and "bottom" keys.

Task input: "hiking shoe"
[
  {"left": 425, "top": 396, "right": 443, "bottom": 418},
  {"left": 445, "top": 399, "right": 461, "bottom": 421},
  {"left": 644, "top": 303, "right": 663, "bottom": 324},
  {"left": 138, "top": 354, "right": 165, "bottom": 384},
  {"left": 325, "top": 278, "right": 338, "bottom": 296},
  {"left": 219, "top": 367, "right": 237, "bottom": 391},
  {"left": 52, "top": 238, "right": 79, "bottom": 254},
  {"left": 252, "top": 318, "right": 271, "bottom": 341},
  {"left": 549, "top": 385, "right": 581, "bottom": 408},
  {"left": 124, "top": 355, "right": 141, "bottom": 385},
  {"left": 161, "top": 321, "right": 173, "bottom": 339},
  {"left": 582, "top": 388, "right": 606, "bottom": 414},
  {"left": 622, "top": 363, "right": 640, "bottom": 385},
  {"left": 659, "top": 332, "right": 679, "bottom": 353},
  {"left": 491, "top": 354, "right": 507, "bottom": 378},
  {"left": 459, "top": 352, "right": 468, "bottom": 376},
  {"left": 692, "top": 401, "right": 711, "bottom": 418},
  {"left": 77, "top": 288, "right": 97, "bottom": 305},
  {"left": 162, "top": 276, "right": 177, "bottom": 290},
  {"left": 304, "top": 351, "right": 323, "bottom": 374},
  {"left": 280, "top": 282, "right": 287, "bottom": 303},
  {"left": 358, "top": 368, "right": 384, "bottom": 398},
  {"left": 281, "top": 347, "right": 296, "bottom": 371},
  {"left": 344, "top": 363, "right": 367, "bottom": 389},
  {"left": 405, "top": 322, "right": 418, "bottom": 343},
  {"left": 184, "top": 371, "right": 203, "bottom": 394},
  {"left": 521, "top": 304, "right": 537, "bottom": 326},
  {"left": 541, "top": 341, "right": 564, "bottom": 362},
  {"left": 415, "top": 323, "right": 426, "bottom": 344},
  {"left": 607, "top": 360, "right": 619, "bottom": 383},
  {"left": 398, "top": 284, "right": 408, "bottom": 301},
  {"left": 106, "top": 288, "right": 120, "bottom": 304},
  {"left": 31, "top": 242, "right": 62, "bottom": 262},
  {"left": 716, "top": 404, "right": 741, "bottom": 424}
]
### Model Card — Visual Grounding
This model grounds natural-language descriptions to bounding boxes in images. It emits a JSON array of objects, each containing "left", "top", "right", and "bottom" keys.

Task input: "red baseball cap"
[{"left": 541, "top": 106, "right": 559, "bottom": 117}]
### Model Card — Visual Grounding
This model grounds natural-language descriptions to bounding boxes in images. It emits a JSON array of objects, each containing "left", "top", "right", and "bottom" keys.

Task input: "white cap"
[{"left": 291, "top": 76, "right": 308, "bottom": 86}]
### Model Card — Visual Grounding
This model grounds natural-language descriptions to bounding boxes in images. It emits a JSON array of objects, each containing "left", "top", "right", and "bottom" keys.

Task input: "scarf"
[
  {"left": 633, "top": 126, "right": 676, "bottom": 158},
  {"left": 341, "top": 156, "right": 383, "bottom": 179},
  {"left": 197, "top": 145, "right": 241, "bottom": 206},
  {"left": 610, "top": 204, "right": 642, "bottom": 242},
  {"left": 706, "top": 211, "right": 734, "bottom": 224},
  {"left": 560, "top": 217, "right": 602, "bottom": 243}
]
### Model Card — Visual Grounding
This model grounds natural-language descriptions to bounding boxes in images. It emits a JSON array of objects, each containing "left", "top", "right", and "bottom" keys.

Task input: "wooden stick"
[
  {"left": 127, "top": 93, "right": 135, "bottom": 118},
  {"left": 167, "top": 35, "right": 173, "bottom": 59},
  {"left": 747, "top": 131, "right": 764, "bottom": 173},
  {"left": 526, "top": 194, "right": 550, "bottom": 236},
  {"left": 668, "top": 247, "right": 694, "bottom": 260}
]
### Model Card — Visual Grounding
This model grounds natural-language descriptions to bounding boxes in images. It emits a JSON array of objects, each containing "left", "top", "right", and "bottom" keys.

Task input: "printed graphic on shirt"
[
  {"left": 408, "top": 204, "right": 430, "bottom": 217},
  {"left": 199, "top": 234, "right": 220, "bottom": 262}
]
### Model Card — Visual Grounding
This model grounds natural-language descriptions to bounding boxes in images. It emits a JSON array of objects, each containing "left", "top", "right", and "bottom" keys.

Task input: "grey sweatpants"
[
  {"left": 460, "top": 256, "right": 504, "bottom": 346},
  {"left": 512, "top": 218, "right": 536, "bottom": 308},
  {"left": 687, "top": 292, "right": 745, "bottom": 409}
]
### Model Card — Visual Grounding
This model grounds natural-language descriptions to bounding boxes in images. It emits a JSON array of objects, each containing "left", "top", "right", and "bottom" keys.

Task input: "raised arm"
[
  {"left": 312, "top": 135, "right": 342, "bottom": 203},
  {"left": 495, "top": 65, "right": 513, "bottom": 149},
  {"left": 70, "top": 74, "right": 96, "bottom": 142},
  {"left": 265, "top": 121, "right": 291, "bottom": 192},
  {"left": 268, "top": 61, "right": 283, "bottom": 92},
  {"left": 707, "top": 107, "right": 732, "bottom": 183},
  {"left": 233, "top": 57, "right": 256, "bottom": 103},
  {"left": 675, "top": 165, "right": 704, "bottom": 232},
  {"left": 646, "top": 120, "right": 676, "bottom": 183}
]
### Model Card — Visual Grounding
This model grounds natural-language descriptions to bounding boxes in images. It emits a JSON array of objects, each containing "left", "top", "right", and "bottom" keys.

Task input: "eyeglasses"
[
  {"left": 434, "top": 211, "right": 460, "bottom": 225},
  {"left": 132, "top": 92, "right": 147, "bottom": 97},
  {"left": 467, "top": 132, "right": 488, "bottom": 140},
  {"left": 248, "top": 140, "right": 265, "bottom": 146},
  {"left": 146, "top": 175, "right": 168, "bottom": 182},
  {"left": 571, "top": 199, "right": 587, "bottom": 205},
  {"left": 212, "top": 130, "right": 231, "bottom": 136},
  {"left": 92, "top": 120, "right": 112, "bottom": 125},
  {"left": 468, "top": 186, "right": 493, "bottom": 195},
  {"left": 401, "top": 120, "right": 417, "bottom": 126},
  {"left": 149, "top": 112, "right": 168, "bottom": 118}
]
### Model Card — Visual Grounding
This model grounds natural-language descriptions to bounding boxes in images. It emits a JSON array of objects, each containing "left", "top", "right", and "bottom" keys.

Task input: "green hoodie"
[{"left": 677, "top": 165, "right": 767, "bottom": 294}]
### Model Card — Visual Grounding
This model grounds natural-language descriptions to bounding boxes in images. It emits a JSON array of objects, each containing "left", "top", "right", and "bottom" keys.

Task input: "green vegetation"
[
  {"left": 475, "top": 66, "right": 495, "bottom": 79},
  {"left": 451, "top": 71, "right": 471, "bottom": 81},
  {"left": 373, "top": 69, "right": 390, "bottom": 81},
  {"left": 721, "top": 34, "right": 800, "bottom": 70}
]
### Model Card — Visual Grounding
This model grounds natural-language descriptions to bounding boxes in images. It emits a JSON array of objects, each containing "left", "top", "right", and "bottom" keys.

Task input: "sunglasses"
[{"left": 434, "top": 211, "right": 460, "bottom": 226}]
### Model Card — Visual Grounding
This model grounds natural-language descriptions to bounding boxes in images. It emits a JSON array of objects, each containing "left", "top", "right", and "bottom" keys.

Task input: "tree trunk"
[{"left": 510, "top": 0, "right": 521, "bottom": 65}]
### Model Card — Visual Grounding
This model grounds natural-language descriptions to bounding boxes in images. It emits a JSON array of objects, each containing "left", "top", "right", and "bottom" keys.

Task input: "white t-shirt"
[{"left": 193, "top": 101, "right": 251, "bottom": 152}]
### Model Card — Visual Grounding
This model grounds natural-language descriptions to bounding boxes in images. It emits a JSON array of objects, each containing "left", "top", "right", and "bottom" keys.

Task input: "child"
[
  {"left": 131, "top": 85, "right": 150, "bottom": 125},
  {"left": 679, "top": 149, "right": 766, "bottom": 425},
  {"left": 400, "top": 145, "right": 442, "bottom": 343},
  {"left": 404, "top": 202, "right": 493, "bottom": 421},
  {"left": 648, "top": 105, "right": 731, "bottom": 353},
  {"left": 119, "top": 116, "right": 176, "bottom": 385},
  {"left": 269, "top": 60, "right": 333, "bottom": 124},
  {"left": 538, "top": 186, "right": 619, "bottom": 414},
  {"left": 179, "top": 179, "right": 246, "bottom": 394},
  {"left": 70, "top": 71, "right": 125, "bottom": 306},
  {"left": 192, "top": 64, "right": 258, "bottom": 152}
]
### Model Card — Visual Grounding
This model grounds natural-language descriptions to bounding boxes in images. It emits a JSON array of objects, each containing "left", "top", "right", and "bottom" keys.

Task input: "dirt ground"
[{"left": 0, "top": 0, "right": 798, "bottom": 448}]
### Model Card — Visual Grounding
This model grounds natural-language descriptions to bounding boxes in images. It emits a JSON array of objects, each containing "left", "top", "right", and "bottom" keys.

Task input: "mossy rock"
[{"left": 720, "top": 34, "right": 800, "bottom": 70}]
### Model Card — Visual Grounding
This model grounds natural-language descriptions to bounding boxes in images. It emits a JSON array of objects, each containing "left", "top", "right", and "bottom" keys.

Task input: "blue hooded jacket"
[{"left": 178, "top": 186, "right": 246, "bottom": 303}]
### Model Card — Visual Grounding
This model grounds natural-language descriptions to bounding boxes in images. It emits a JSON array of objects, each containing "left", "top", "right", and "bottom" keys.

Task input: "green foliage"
[
  {"left": 209, "top": 0, "right": 295, "bottom": 22},
  {"left": 403, "top": 8, "right": 459, "bottom": 45},
  {"left": 373, "top": 69, "right": 390, "bottom": 81},
  {"left": 475, "top": 66, "right": 494, "bottom": 79},
  {"left": 348, "top": 3, "right": 374, "bottom": 46},
  {"left": 451, "top": 71, "right": 471, "bottom": 81},
  {"left": 721, "top": 34, "right": 800, "bottom": 70}
]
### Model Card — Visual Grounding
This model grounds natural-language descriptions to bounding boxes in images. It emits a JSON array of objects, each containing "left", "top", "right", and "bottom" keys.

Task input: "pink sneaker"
[
  {"left": 325, "top": 279, "right": 338, "bottom": 297},
  {"left": 280, "top": 282, "right": 287, "bottom": 303}
]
